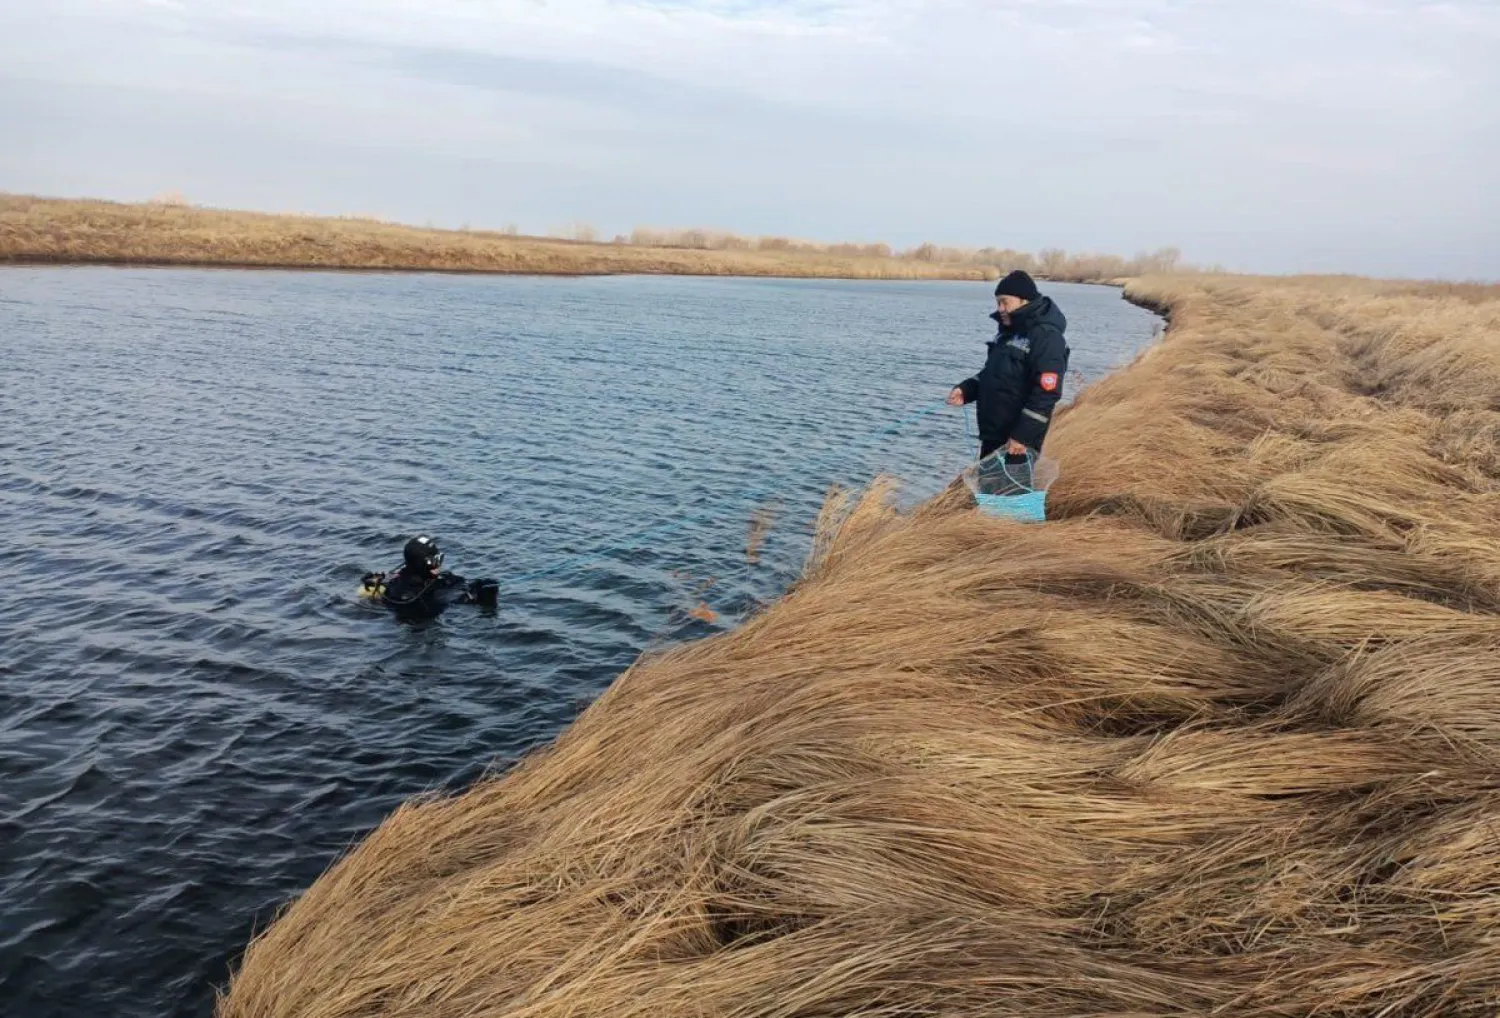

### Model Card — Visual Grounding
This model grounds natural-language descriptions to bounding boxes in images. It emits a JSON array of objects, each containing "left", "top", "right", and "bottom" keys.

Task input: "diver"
[{"left": 359, "top": 536, "right": 499, "bottom": 616}]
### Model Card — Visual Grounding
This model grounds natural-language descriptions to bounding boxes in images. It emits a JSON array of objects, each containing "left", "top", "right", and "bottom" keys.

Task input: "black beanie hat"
[{"left": 994, "top": 270, "right": 1040, "bottom": 301}]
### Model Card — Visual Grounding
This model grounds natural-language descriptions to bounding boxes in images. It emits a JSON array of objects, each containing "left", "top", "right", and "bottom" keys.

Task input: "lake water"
[{"left": 0, "top": 269, "right": 1160, "bottom": 1017}]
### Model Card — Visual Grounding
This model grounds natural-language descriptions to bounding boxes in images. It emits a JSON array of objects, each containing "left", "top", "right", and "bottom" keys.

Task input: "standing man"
[{"left": 947, "top": 270, "right": 1070, "bottom": 459}]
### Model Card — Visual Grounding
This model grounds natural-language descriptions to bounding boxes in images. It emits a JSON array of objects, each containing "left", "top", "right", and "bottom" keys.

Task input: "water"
[{"left": 0, "top": 268, "right": 1160, "bottom": 1018}]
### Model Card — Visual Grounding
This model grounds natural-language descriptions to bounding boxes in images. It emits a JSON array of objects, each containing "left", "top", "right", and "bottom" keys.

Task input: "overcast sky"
[{"left": 2, "top": 0, "right": 1497, "bottom": 278}]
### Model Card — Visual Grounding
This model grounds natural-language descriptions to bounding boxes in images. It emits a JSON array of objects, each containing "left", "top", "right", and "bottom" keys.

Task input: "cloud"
[{"left": 0, "top": 0, "right": 1496, "bottom": 277}]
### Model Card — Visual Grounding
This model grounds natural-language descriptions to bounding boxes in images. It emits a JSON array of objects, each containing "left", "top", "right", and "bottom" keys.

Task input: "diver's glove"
[
  {"left": 358, "top": 572, "right": 387, "bottom": 598},
  {"left": 466, "top": 578, "right": 500, "bottom": 607}
]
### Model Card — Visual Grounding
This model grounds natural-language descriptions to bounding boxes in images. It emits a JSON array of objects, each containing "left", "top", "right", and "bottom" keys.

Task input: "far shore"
[{"left": 0, "top": 195, "right": 1160, "bottom": 284}]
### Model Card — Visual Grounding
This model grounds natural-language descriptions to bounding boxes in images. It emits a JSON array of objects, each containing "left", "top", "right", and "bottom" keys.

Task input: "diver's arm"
[
  {"left": 464, "top": 578, "right": 500, "bottom": 606},
  {"left": 427, "top": 572, "right": 497, "bottom": 606}
]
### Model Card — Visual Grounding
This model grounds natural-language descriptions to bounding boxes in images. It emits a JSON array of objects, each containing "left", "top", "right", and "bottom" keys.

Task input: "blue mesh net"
[{"left": 961, "top": 452, "right": 1059, "bottom": 523}]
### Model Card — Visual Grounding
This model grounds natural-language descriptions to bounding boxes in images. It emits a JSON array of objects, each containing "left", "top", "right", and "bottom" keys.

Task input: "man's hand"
[
  {"left": 946, "top": 387, "right": 966, "bottom": 407},
  {"left": 1006, "top": 439, "right": 1030, "bottom": 456}
]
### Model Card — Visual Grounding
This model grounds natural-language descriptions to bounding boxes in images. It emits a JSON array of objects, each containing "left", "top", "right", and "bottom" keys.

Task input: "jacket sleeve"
[
  {"left": 1008, "top": 327, "right": 1068, "bottom": 449},
  {"left": 957, "top": 377, "right": 979, "bottom": 403}
]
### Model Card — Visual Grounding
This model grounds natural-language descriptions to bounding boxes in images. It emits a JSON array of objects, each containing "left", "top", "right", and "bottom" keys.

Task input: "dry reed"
[
  {"left": 1, "top": 194, "right": 1184, "bottom": 283},
  {"left": 219, "top": 275, "right": 1500, "bottom": 1017},
  {"left": 0, "top": 195, "right": 986, "bottom": 281}
]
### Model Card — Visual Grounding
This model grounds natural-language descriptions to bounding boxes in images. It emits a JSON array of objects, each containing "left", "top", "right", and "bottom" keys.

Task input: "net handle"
[
  {"left": 972, "top": 447, "right": 1040, "bottom": 495},
  {"left": 998, "top": 450, "right": 1037, "bottom": 493}
]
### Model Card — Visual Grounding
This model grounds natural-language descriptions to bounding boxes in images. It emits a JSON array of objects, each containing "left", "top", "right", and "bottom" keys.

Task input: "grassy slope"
[
  {"left": 219, "top": 275, "right": 1500, "bottom": 1017},
  {"left": 0, "top": 195, "right": 998, "bottom": 281}
]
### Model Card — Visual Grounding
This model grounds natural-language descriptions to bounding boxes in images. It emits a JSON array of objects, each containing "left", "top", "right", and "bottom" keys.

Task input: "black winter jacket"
[{"left": 958, "top": 296, "right": 1070, "bottom": 450}]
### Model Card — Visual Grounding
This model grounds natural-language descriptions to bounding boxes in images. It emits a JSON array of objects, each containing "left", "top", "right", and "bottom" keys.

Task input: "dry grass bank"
[
  {"left": 0, "top": 194, "right": 1186, "bottom": 282},
  {"left": 220, "top": 276, "right": 1500, "bottom": 1017},
  {"left": 0, "top": 195, "right": 995, "bottom": 280},
  {"left": 618, "top": 227, "right": 1187, "bottom": 282}
]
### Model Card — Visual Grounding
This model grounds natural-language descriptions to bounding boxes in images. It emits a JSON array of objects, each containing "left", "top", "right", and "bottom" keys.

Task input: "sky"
[{"left": 1, "top": 0, "right": 1497, "bottom": 278}]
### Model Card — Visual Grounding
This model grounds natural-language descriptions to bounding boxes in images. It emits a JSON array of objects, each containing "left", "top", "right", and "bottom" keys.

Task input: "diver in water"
[{"left": 359, "top": 536, "right": 499, "bottom": 615}]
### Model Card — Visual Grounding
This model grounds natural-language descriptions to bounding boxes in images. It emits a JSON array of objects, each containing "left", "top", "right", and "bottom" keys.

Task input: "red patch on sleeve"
[{"left": 1040, "top": 372, "right": 1060, "bottom": 392}]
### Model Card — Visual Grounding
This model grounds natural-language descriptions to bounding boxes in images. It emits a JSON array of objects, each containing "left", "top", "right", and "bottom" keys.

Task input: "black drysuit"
[
  {"left": 360, "top": 568, "right": 498, "bottom": 617},
  {"left": 957, "top": 296, "right": 1070, "bottom": 456}
]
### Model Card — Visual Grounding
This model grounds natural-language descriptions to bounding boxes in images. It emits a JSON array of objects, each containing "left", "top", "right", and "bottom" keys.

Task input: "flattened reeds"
[{"left": 220, "top": 276, "right": 1500, "bottom": 1017}]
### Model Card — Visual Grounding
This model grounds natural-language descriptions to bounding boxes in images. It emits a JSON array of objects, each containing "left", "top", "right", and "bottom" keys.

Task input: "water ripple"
[{"left": 0, "top": 268, "right": 1159, "bottom": 1017}]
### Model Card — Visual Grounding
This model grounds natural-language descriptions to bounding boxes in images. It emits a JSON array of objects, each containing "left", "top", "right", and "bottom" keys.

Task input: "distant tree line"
[{"left": 550, "top": 226, "right": 1199, "bottom": 280}]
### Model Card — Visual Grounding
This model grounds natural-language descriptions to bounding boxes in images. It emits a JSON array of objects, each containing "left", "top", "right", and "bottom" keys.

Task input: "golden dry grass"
[
  {"left": 0, "top": 195, "right": 996, "bottom": 280},
  {"left": 0, "top": 194, "right": 1187, "bottom": 282},
  {"left": 620, "top": 228, "right": 1186, "bottom": 282},
  {"left": 220, "top": 275, "right": 1500, "bottom": 1017}
]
